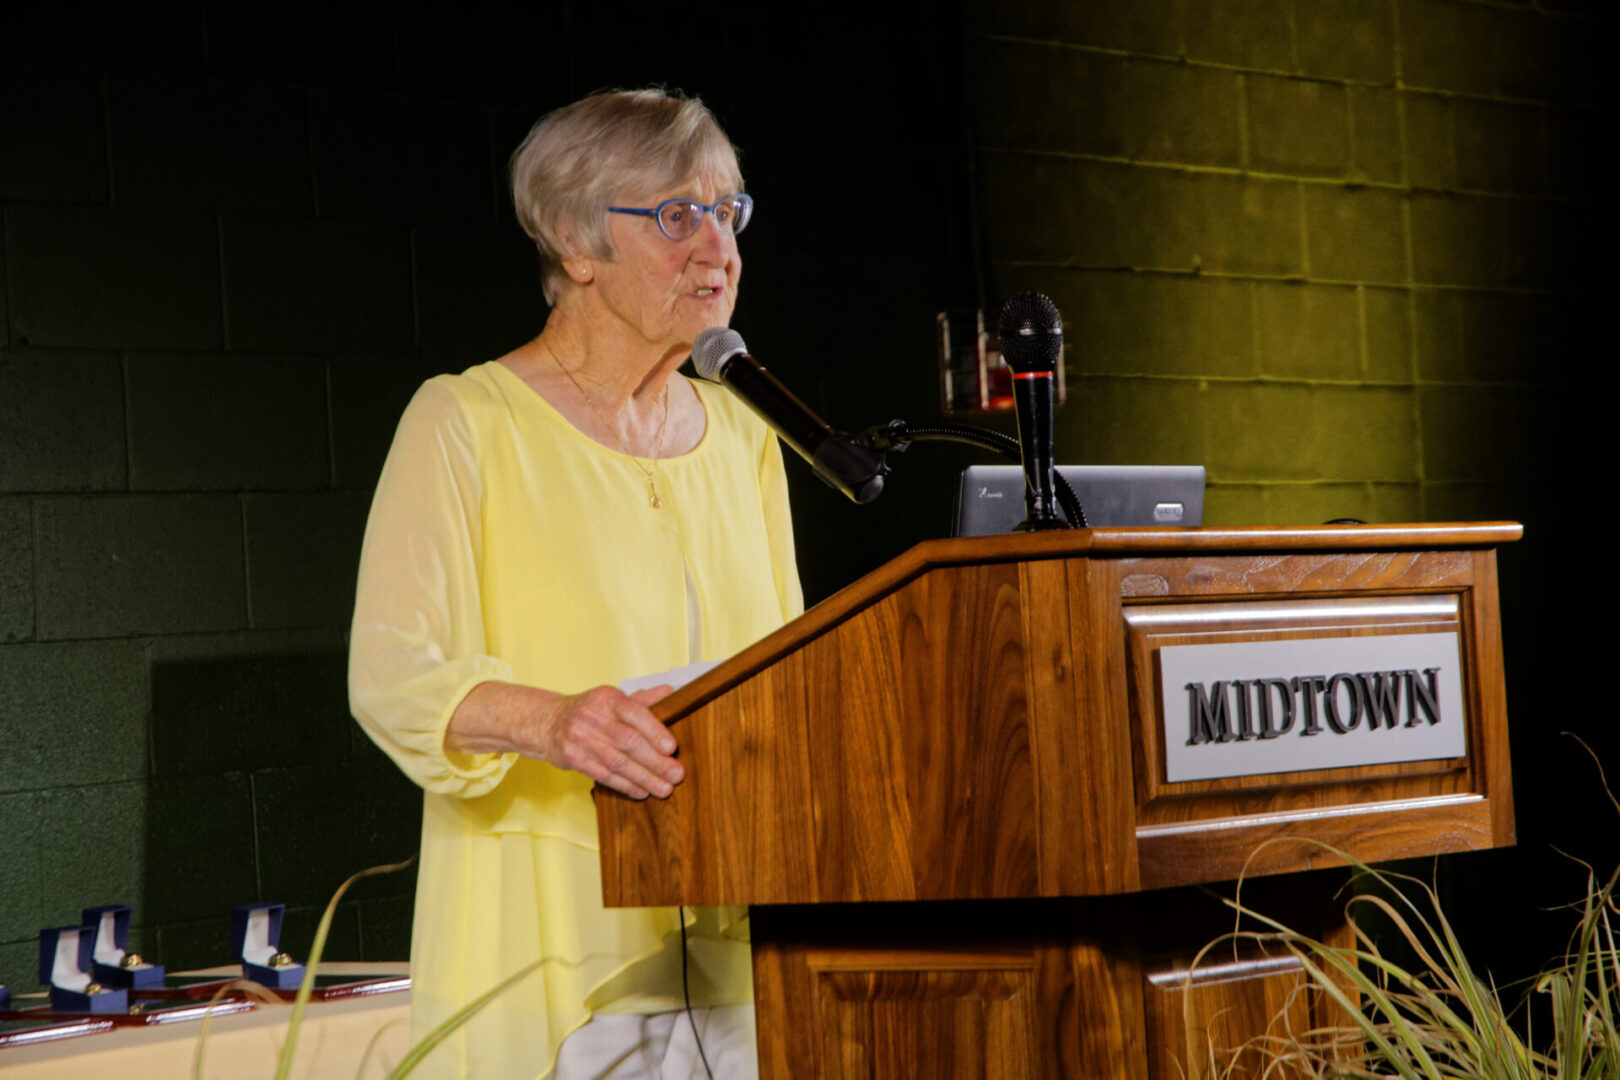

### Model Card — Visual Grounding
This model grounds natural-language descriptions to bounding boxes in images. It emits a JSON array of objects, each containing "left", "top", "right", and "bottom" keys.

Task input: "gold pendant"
[{"left": 648, "top": 478, "right": 661, "bottom": 509}]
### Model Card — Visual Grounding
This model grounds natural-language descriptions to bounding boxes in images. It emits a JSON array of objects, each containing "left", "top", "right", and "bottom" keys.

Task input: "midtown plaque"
[{"left": 1158, "top": 631, "right": 1468, "bottom": 783}]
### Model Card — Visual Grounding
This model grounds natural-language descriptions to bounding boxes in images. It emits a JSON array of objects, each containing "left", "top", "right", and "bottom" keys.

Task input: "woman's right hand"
[{"left": 445, "top": 681, "right": 685, "bottom": 800}]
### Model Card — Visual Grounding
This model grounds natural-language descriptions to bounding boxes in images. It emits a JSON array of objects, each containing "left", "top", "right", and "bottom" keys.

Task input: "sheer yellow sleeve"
[{"left": 348, "top": 379, "right": 518, "bottom": 798}]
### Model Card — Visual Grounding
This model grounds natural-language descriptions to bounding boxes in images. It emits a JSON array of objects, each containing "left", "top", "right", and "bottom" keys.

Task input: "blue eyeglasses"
[{"left": 607, "top": 194, "right": 753, "bottom": 241}]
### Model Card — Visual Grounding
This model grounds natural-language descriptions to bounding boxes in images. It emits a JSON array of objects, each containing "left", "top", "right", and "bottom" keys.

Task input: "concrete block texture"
[
  {"left": 971, "top": 39, "right": 1128, "bottom": 157},
  {"left": 1361, "top": 286, "right": 1414, "bottom": 383},
  {"left": 150, "top": 649, "right": 351, "bottom": 777},
  {"left": 1124, "top": 61, "right": 1244, "bottom": 168},
  {"left": 1546, "top": 107, "right": 1602, "bottom": 200},
  {"left": 0, "top": 349, "right": 127, "bottom": 493},
  {"left": 3, "top": 4, "right": 203, "bottom": 67},
  {"left": 243, "top": 492, "right": 371, "bottom": 629},
  {"left": 356, "top": 892, "right": 416, "bottom": 960},
  {"left": 252, "top": 754, "right": 424, "bottom": 908},
  {"left": 1454, "top": 100, "right": 1546, "bottom": 196},
  {"left": 0, "top": 500, "right": 32, "bottom": 641},
  {"left": 277, "top": 901, "right": 364, "bottom": 963},
  {"left": 1404, "top": 93, "right": 1456, "bottom": 191},
  {"left": 1253, "top": 281, "right": 1361, "bottom": 379},
  {"left": 1398, "top": 0, "right": 1509, "bottom": 96},
  {"left": 1202, "top": 382, "right": 1418, "bottom": 482},
  {"left": 328, "top": 357, "right": 432, "bottom": 490},
  {"left": 1304, "top": 185, "right": 1408, "bottom": 284},
  {"left": 1408, "top": 192, "right": 1502, "bottom": 287},
  {"left": 125, "top": 352, "right": 329, "bottom": 491},
  {"left": 1419, "top": 384, "right": 1534, "bottom": 483},
  {"left": 34, "top": 495, "right": 246, "bottom": 639},
  {"left": 1060, "top": 376, "right": 1208, "bottom": 467},
  {"left": 107, "top": 71, "right": 313, "bottom": 216},
  {"left": 414, "top": 228, "right": 546, "bottom": 371},
  {"left": 220, "top": 217, "right": 414, "bottom": 355},
  {"left": 1399, "top": 0, "right": 1591, "bottom": 101},
  {"left": 1246, "top": 76, "right": 1350, "bottom": 177},
  {"left": 964, "top": 0, "right": 1182, "bottom": 55},
  {"left": 1348, "top": 88, "right": 1403, "bottom": 185},
  {"left": 205, "top": 0, "right": 397, "bottom": 89},
  {"left": 1295, "top": 0, "right": 1397, "bottom": 82},
  {"left": 309, "top": 90, "right": 493, "bottom": 224},
  {"left": 37, "top": 782, "right": 147, "bottom": 929},
  {"left": 1026, "top": 270, "right": 1255, "bottom": 378},
  {"left": 0, "top": 792, "right": 43, "bottom": 944},
  {"left": 0, "top": 59, "right": 108, "bottom": 203},
  {"left": 983, "top": 156, "right": 1302, "bottom": 275},
  {"left": 1208, "top": 482, "right": 1420, "bottom": 527},
  {"left": 395, "top": 8, "right": 572, "bottom": 106},
  {"left": 5, "top": 206, "right": 223, "bottom": 351},
  {"left": 0, "top": 640, "right": 150, "bottom": 793},
  {"left": 1498, "top": 199, "right": 1572, "bottom": 290},
  {"left": 1182, "top": 0, "right": 1293, "bottom": 70},
  {"left": 140, "top": 773, "right": 257, "bottom": 924},
  {"left": 1413, "top": 289, "right": 1561, "bottom": 382}
]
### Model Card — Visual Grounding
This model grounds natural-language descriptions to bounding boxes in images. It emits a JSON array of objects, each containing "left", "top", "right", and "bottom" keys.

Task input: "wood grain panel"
[
  {"left": 808, "top": 590, "right": 917, "bottom": 902},
  {"left": 813, "top": 962, "right": 1037, "bottom": 1080},
  {"left": 643, "top": 525, "right": 1519, "bottom": 727},
  {"left": 598, "top": 524, "right": 1519, "bottom": 908},
  {"left": 696, "top": 649, "right": 817, "bottom": 904},
  {"left": 1467, "top": 550, "right": 1516, "bottom": 845},
  {"left": 1144, "top": 954, "right": 1314, "bottom": 1080},
  {"left": 1137, "top": 795, "right": 1494, "bottom": 888},
  {"left": 907, "top": 561, "right": 1038, "bottom": 899},
  {"left": 1117, "top": 549, "right": 1476, "bottom": 599},
  {"left": 1063, "top": 558, "right": 1142, "bottom": 894}
]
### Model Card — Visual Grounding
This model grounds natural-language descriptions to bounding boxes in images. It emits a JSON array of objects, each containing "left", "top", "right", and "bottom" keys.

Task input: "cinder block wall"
[
  {"left": 0, "top": 9, "right": 548, "bottom": 979},
  {"left": 0, "top": 6, "right": 976, "bottom": 987},
  {"left": 967, "top": 0, "right": 1595, "bottom": 527}
]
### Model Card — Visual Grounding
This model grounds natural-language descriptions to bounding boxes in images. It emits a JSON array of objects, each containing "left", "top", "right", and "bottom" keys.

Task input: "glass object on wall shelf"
[{"left": 937, "top": 308, "right": 1067, "bottom": 415}]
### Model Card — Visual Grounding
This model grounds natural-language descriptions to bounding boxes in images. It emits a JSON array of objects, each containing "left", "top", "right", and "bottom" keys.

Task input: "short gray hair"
[{"left": 510, "top": 89, "right": 744, "bottom": 304}]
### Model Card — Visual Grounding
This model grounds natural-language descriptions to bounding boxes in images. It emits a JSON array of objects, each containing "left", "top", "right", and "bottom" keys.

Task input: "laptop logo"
[
  {"left": 978, "top": 487, "right": 1003, "bottom": 499},
  {"left": 1154, "top": 502, "right": 1185, "bottom": 522}
]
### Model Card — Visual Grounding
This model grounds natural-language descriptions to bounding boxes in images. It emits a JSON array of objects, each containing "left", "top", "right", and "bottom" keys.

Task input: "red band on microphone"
[{"left": 1011, "top": 371, "right": 1054, "bottom": 381}]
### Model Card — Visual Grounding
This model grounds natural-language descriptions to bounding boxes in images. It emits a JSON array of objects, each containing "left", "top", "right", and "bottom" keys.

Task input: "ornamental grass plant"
[{"left": 1194, "top": 774, "right": 1620, "bottom": 1079}]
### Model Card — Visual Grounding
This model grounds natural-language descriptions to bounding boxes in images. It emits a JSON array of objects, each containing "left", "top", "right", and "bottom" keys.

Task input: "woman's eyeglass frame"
[{"left": 607, "top": 194, "right": 753, "bottom": 241}]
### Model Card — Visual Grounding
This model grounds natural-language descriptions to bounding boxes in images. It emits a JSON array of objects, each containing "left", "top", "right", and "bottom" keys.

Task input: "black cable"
[
  {"left": 858, "top": 420, "right": 1088, "bottom": 527},
  {"left": 679, "top": 907, "right": 716, "bottom": 1080}
]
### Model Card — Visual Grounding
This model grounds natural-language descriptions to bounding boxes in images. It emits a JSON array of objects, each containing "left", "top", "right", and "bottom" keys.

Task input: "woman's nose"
[{"left": 691, "top": 213, "right": 734, "bottom": 261}]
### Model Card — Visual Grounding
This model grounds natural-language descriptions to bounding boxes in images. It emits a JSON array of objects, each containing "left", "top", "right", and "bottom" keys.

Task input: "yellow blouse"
[{"left": 349, "top": 360, "right": 802, "bottom": 1079}]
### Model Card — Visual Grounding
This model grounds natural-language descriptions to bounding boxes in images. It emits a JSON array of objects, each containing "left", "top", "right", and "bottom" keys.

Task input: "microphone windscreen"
[
  {"left": 692, "top": 327, "right": 748, "bottom": 380},
  {"left": 996, "top": 292, "right": 1063, "bottom": 374}
]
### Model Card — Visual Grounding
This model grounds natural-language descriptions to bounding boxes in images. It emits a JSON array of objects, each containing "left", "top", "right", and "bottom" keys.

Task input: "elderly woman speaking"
[{"left": 349, "top": 90, "right": 801, "bottom": 1079}]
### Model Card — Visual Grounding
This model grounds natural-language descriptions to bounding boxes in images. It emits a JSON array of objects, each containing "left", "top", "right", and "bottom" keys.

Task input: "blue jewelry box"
[
  {"left": 38, "top": 925, "right": 128, "bottom": 1013},
  {"left": 82, "top": 905, "right": 165, "bottom": 989},
  {"left": 230, "top": 903, "right": 306, "bottom": 989}
]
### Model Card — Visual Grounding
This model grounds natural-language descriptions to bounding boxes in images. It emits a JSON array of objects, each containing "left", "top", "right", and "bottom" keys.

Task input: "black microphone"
[
  {"left": 691, "top": 328, "right": 886, "bottom": 504},
  {"left": 997, "top": 292, "right": 1068, "bottom": 530}
]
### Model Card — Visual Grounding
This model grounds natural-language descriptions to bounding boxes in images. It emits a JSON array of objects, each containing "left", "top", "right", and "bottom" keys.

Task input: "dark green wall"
[{"left": 1, "top": 0, "right": 1610, "bottom": 994}]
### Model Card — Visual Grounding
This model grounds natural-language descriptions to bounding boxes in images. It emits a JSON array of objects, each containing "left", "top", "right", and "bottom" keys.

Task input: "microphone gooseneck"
[
  {"left": 692, "top": 327, "right": 887, "bottom": 504},
  {"left": 996, "top": 292, "right": 1068, "bottom": 530}
]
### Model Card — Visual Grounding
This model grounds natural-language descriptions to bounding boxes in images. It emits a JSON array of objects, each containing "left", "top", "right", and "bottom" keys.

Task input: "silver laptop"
[{"left": 954, "top": 465, "right": 1206, "bottom": 535}]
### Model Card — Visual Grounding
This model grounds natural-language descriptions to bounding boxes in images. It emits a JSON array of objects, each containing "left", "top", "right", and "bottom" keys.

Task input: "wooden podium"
[{"left": 594, "top": 523, "right": 1519, "bottom": 1077}]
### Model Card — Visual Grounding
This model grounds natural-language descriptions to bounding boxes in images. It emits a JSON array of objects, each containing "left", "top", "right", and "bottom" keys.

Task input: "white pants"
[{"left": 550, "top": 1005, "right": 759, "bottom": 1080}]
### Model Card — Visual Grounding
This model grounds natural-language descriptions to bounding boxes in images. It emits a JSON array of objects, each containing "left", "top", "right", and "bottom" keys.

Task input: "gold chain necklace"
[{"left": 542, "top": 339, "right": 670, "bottom": 509}]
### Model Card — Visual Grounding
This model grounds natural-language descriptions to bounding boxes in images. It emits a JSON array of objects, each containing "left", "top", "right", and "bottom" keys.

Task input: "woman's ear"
[{"left": 558, "top": 232, "right": 596, "bottom": 285}]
